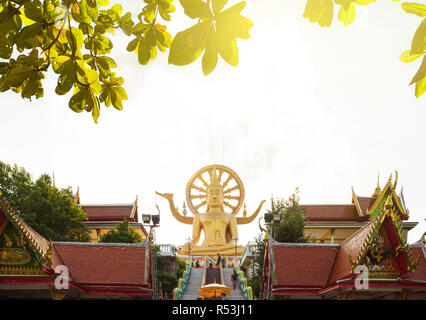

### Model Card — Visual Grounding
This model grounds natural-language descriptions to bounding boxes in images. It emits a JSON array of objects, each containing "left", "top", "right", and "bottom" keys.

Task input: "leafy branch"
[
  {"left": 0, "top": 0, "right": 253, "bottom": 122},
  {"left": 303, "top": 0, "right": 426, "bottom": 98}
]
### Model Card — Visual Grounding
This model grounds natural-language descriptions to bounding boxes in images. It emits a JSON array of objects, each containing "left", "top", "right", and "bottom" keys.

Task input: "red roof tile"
[
  {"left": 328, "top": 220, "right": 375, "bottom": 284},
  {"left": 407, "top": 245, "right": 426, "bottom": 282},
  {"left": 355, "top": 196, "right": 376, "bottom": 215},
  {"left": 272, "top": 244, "right": 338, "bottom": 288},
  {"left": 81, "top": 205, "right": 135, "bottom": 222},
  {"left": 301, "top": 205, "right": 363, "bottom": 221},
  {"left": 52, "top": 243, "right": 148, "bottom": 286}
]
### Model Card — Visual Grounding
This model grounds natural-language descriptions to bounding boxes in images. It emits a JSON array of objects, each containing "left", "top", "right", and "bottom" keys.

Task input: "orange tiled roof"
[
  {"left": 301, "top": 204, "right": 364, "bottom": 221},
  {"left": 52, "top": 242, "right": 149, "bottom": 286},
  {"left": 407, "top": 245, "right": 426, "bottom": 282},
  {"left": 272, "top": 243, "right": 338, "bottom": 288},
  {"left": 354, "top": 196, "right": 376, "bottom": 214},
  {"left": 81, "top": 205, "right": 136, "bottom": 222},
  {"left": 327, "top": 220, "right": 376, "bottom": 284}
]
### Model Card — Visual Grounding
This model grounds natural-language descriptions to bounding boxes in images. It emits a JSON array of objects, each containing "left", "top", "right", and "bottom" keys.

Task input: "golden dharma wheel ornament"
[{"left": 185, "top": 164, "right": 245, "bottom": 216}]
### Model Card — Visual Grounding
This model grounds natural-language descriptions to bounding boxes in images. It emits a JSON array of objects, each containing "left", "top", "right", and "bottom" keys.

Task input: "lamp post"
[
  {"left": 233, "top": 237, "right": 239, "bottom": 267},
  {"left": 186, "top": 237, "right": 192, "bottom": 267}
]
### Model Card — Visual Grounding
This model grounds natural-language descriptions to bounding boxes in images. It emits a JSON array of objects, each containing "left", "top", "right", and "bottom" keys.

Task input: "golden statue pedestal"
[{"left": 178, "top": 243, "right": 245, "bottom": 256}]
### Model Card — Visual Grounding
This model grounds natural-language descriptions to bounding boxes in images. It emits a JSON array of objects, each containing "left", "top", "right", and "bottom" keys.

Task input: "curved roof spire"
[{"left": 372, "top": 172, "right": 381, "bottom": 197}]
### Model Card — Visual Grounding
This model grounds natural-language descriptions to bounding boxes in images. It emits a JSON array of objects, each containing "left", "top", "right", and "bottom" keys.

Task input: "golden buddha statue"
[{"left": 156, "top": 164, "right": 265, "bottom": 256}]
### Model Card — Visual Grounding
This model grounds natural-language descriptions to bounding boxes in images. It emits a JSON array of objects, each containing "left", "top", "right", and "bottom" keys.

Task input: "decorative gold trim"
[{"left": 351, "top": 187, "right": 363, "bottom": 217}]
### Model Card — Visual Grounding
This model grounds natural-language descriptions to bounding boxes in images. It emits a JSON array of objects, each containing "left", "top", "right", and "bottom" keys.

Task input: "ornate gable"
[
  {"left": 0, "top": 193, "right": 52, "bottom": 275},
  {"left": 367, "top": 172, "right": 408, "bottom": 219},
  {"left": 349, "top": 194, "right": 420, "bottom": 279}
]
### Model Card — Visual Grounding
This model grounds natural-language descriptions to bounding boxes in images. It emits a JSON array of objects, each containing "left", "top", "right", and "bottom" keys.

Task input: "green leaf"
[
  {"left": 415, "top": 73, "right": 426, "bottom": 97},
  {"left": 91, "top": 92, "right": 100, "bottom": 123},
  {"left": 21, "top": 71, "right": 44, "bottom": 99},
  {"left": 19, "top": 8, "right": 36, "bottom": 26},
  {"left": 23, "top": 1, "right": 45, "bottom": 23},
  {"left": 411, "top": 18, "right": 426, "bottom": 55},
  {"left": 100, "top": 79, "right": 127, "bottom": 111},
  {"left": 7, "top": 65, "right": 33, "bottom": 87},
  {"left": 354, "top": 0, "right": 375, "bottom": 5},
  {"left": 202, "top": 30, "right": 218, "bottom": 75},
  {"left": 111, "top": 3, "right": 123, "bottom": 16},
  {"left": 179, "top": 0, "right": 213, "bottom": 19},
  {"left": 219, "top": 1, "right": 246, "bottom": 16},
  {"left": 87, "top": 0, "right": 99, "bottom": 21},
  {"left": 400, "top": 50, "right": 424, "bottom": 63},
  {"left": 138, "top": 37, "right": 152, "bottom": 65},
  {"left": 159, "top": 0, "right": 176, "bottom": 21},
  {"left": 155, "top": 26, "right": 173, "bottom": 48},
  {"left": 110, "top": 86, "right": 127, "bottom": 110},
  {"left": 127, "top": 37, "right": 140, "bottom": 51},
  {"left": 216, "top": 35, "right": 238, "bottom": 66},
  {"left": 216, "top": 10, "right": 253, "bottom": 40},
  {"left": 410, "top": 54, "right": 426, "bottom": 84},
  {"left": 402, "top": 2, "right": 426, "bottom": 17},
  {"left": 303, "top": 0, "right": 334, "bottom": 27},
  {"left": 132, "top": 23, "right": 150, "bottom": 36},
  {"left": 67, "top": 27, "right": 84, "bottom": 52},
  {"left": 212, "top": 0, "right": 228, "bottom": 15},
  {"left": 80, "top": 0, "right": 99, "bottom": 23},
  {"left": 69, "top": 87, "right": 88, "bottom": 113},
  {"left": 97, "top": 0, "right": 110, "bottom": 6},
  {"left": 0, "top": 33, "right": 14, "bottom": 59},
  {"left": 338, "top": 3, "right": 356, "bottom": 26},
  {"left": 334, "top": 0, "right": 352, "bottom": 11},
  {"left": 52, "top": 55, "right": 71, "bottom": 73},
  {"left": 168, "top": 21, "right": 211, "bottom": 66},
  {"left": 16, "top": 23, "right": 43, "bottom": 51},
  {"left": 57, "top": 59, "right": 77, "bottom": 93}
]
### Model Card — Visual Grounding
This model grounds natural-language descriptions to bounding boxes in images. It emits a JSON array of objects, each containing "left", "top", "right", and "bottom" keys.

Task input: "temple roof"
[
  {"left": 301, "top": 173, "right": 409, "bottom": 222},
  {"left": 407, "top": 244, "right": 426, "bottom": 282},
  {"left": 80, "top": 197, "right": 139, "bottom": 223},
  {"left": 271, "top": 243, "right": 338, "bottom": 288},
  {"left": 301, "top": 204, "right": 364, "bottom": 221},
  {"left": 52, "top": 241, "right": 150, "bottom": 287},
  {"left": 0, "top": 193, "right": 51, "bottom": 265},
  {"left": 327, "top": 220, "right": 376, "bottom": 284},
  {"left": 266, "top": 193, "right": 425, "bottom": 295}
]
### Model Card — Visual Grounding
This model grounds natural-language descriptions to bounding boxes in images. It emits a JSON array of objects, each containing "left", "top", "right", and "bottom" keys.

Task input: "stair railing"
[
  {"left": 201, "top": 256, "right": 208, "bottom": 286},
  {"left": 172, "top": 259, "right": 192, "bottom": 300},
  {"left": 235, "top": 265, "right": 253, "bottom": 300},
  {"left": 219, "top": 261, "right": 225, "bottom": 285}
]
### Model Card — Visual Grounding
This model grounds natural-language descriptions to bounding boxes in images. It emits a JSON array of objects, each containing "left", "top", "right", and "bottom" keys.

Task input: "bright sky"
[{"left": 1, "top": 0, "right": 425, "bottom": 246}]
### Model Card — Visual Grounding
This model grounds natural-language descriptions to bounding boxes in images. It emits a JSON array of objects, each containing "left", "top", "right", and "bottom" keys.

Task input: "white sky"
[{"left": 1, "top": 0, "right": 425, "bottom": 246}]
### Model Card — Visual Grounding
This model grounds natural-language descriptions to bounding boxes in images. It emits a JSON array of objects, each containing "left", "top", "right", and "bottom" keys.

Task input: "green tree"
[
  {"left": 248, "top": 232, "right": 266, "bottom": 299},
  {"left": 100, "top": 218, "right": 142, "bottom": 243},
  {"left": 269, "top": 188, "right": 307, "bottom": 243},
  {"left": 155, "top": 245, "right": 187, "bottom": 297},
  {"left": 248, "top": 189, "right": 307, "bottom": 298},
  {"left": 0, "top": 161, "right": 90, "bottom": 241},
  {"left": 303, "top": 0, "right": 426, "bottom": 97},
  {"left": 0, "top": 0, "right": 253, "bottom": 122}
]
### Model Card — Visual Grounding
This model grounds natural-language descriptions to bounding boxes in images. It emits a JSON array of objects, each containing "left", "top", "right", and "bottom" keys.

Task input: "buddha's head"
[{"left": 206, "top": 170, "right": 223, "bottom": 211}]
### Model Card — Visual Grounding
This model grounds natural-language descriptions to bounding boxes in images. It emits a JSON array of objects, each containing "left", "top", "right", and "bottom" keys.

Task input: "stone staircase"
[
  {"left": 223, "top": 268, "right": 245, "bottom": 300},
  {"left": 180, "top": 267, "right": 246, "bottom": 300},
  {"left": 180, "top": 268, "right": 204, "bottom": 300}
]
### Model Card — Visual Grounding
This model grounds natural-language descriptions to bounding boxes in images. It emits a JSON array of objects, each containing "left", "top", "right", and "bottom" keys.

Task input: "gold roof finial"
[{"left": 372, "top": 172, "right": 381, "bottom": 197}]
